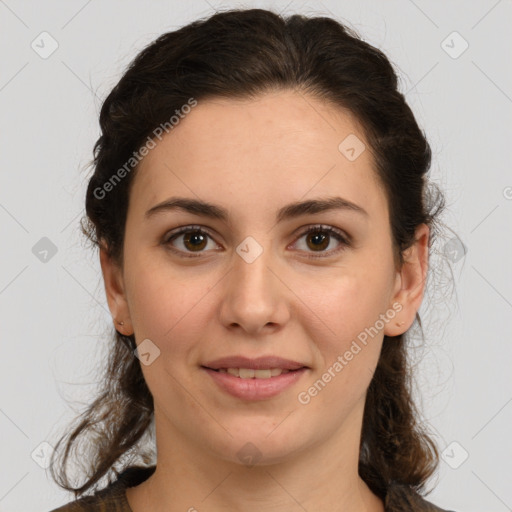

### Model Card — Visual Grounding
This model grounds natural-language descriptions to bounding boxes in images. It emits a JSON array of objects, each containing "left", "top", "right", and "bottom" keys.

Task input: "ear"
[
  {"left": 99, "top": 241, "right": 133, "bottom": 336},
  {"left": 384, "top": 223, "right": 429, "bottom": 337}
]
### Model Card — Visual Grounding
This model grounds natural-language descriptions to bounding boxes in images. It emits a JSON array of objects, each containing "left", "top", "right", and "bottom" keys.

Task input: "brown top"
[{"left": 49, "top": 466, "right": 456, "bottom": 512}]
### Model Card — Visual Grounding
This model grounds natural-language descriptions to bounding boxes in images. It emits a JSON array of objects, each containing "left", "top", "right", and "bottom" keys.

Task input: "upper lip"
[{"left": 202, "top": 356, "right": 308, "bottom": 371}]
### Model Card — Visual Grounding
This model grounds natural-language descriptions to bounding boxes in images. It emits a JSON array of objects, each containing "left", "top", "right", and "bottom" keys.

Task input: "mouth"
[
  {"left": 201, "top": 366, "right": 308, "bottom": 401},
  {"left": 202, "top": 355, "right": 308, "bottom": 372},
  {"left": 200, "top": 356, "right": 309, "bottom": 401},
  {"left": 202, "top": 366, "right": 304, "bottom": 379}
]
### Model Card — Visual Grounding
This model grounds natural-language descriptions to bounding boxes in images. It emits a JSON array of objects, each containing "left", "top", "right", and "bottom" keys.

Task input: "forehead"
[{"left": 130, "top": 90, "right": 386, "bottom": 220}]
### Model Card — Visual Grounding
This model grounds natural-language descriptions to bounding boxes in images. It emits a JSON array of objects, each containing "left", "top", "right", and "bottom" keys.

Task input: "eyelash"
[{"left": 162, "top": 224, "right": 351, "bottom": 259}]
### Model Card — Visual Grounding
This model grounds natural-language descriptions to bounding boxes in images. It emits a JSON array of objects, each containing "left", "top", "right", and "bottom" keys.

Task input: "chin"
[{"left": 208, "top": 427, "right": 309, "bottom": 468}]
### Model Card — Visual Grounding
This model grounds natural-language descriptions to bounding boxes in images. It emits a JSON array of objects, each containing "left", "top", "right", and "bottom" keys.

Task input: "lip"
[
  {"left": 202, "top": 355, "right": 308, "bottom": 371},
  {"left": 202, "top": 366, "right": 308, "bottom": 401}
]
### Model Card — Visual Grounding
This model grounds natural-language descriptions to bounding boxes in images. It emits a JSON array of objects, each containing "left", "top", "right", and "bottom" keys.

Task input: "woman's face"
[{"left": 101, "top": 89, "right": 428, "bottom": 467}]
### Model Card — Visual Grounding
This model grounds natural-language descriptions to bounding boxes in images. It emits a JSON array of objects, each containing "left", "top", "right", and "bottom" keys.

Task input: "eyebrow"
[{"left": 144, "top": 196, "right": 368, "bottom": 223}]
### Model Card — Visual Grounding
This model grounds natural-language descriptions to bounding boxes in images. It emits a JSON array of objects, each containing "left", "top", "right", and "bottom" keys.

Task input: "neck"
[{"left": 126, "top": 400, "right": 384, "bottom": 512}]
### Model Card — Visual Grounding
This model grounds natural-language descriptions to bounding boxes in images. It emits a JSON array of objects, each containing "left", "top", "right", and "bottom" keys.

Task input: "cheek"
[
  {"left": 297, "top": 275, "right": 386, "bottom": 413},
  {"left": 125, "top": 258, "right": 214, "bottom": 348},
  {"left": 302, "top": 264, "right": 392, "bottom": 348}
]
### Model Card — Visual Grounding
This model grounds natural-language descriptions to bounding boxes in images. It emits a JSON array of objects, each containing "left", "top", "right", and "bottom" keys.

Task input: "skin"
[{"left": 100, "top": 89, "right": 429, "bottom": 512}]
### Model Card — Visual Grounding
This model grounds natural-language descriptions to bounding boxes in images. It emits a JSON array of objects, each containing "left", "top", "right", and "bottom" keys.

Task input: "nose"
[{"left": 218, "top": 242, "right": 290, "bottom": 336}]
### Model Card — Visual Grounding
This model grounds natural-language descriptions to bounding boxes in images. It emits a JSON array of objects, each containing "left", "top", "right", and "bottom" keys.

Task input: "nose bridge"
[
  {"left": 232, "top": 235, "right": 275, "bottom": 301},
  {"left": 219, "top": 234, "right": 287, "bottom": 332}
]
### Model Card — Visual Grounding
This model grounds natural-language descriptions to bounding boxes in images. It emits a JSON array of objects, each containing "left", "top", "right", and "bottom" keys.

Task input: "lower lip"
[{"left": 202, "top": 367, "right": 308, "bottom": 401}]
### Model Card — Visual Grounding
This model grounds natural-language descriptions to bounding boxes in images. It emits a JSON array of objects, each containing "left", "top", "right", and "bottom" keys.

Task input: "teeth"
[
  {"left": 217, "top": 368, "right": 290, "bottom": 379},
  {"left": 239, "top": 368, "right": 254, "bottom": 379}
]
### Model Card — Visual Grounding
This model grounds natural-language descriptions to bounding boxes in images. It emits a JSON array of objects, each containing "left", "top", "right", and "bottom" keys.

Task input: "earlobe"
[
  {"left": 384, "top": 224, "right": 430, "bottom": 337},
  {"left": 99, "top": 242, "right": 134, "bottom": 336}
]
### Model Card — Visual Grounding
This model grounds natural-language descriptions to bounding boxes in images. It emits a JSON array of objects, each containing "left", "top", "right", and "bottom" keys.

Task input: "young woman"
[{"left": 49, "top": 8, "right": 458, "bottom": 512}]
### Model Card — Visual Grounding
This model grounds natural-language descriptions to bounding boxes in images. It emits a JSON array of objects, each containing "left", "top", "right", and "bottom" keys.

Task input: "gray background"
[{"left": 1, "top": 1, "right": 511, "bottom": 511}]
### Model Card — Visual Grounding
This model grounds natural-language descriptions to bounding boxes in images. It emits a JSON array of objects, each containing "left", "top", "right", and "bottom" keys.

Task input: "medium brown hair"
[{"left": 49, "top": 7, "right": 452, "bottom": 500}]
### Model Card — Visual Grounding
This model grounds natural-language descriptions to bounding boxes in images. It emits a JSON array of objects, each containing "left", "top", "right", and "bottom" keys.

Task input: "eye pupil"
[
  {"left": 184, "top": 231, "right": 207, "bottom": 251},
  {"left": 307, "top": 231, "right": 329, "bottom": 251}
]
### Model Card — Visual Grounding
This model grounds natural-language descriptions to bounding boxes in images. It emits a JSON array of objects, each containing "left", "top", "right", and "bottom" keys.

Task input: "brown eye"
[
  {"left": 163, "top": 224, "right": 350, "bottom": 259},
  {"left": 163, "top": 226, "right": 220, "bottom": 257},
  {"left": 182, "top": 231, "right": 208, "bottom": 251},
  {"left": 305, "top": 230, "right": 330, "bottom": 251},
  {"left": 293, "top": 225, "right": 350, "bottom": 258}
]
